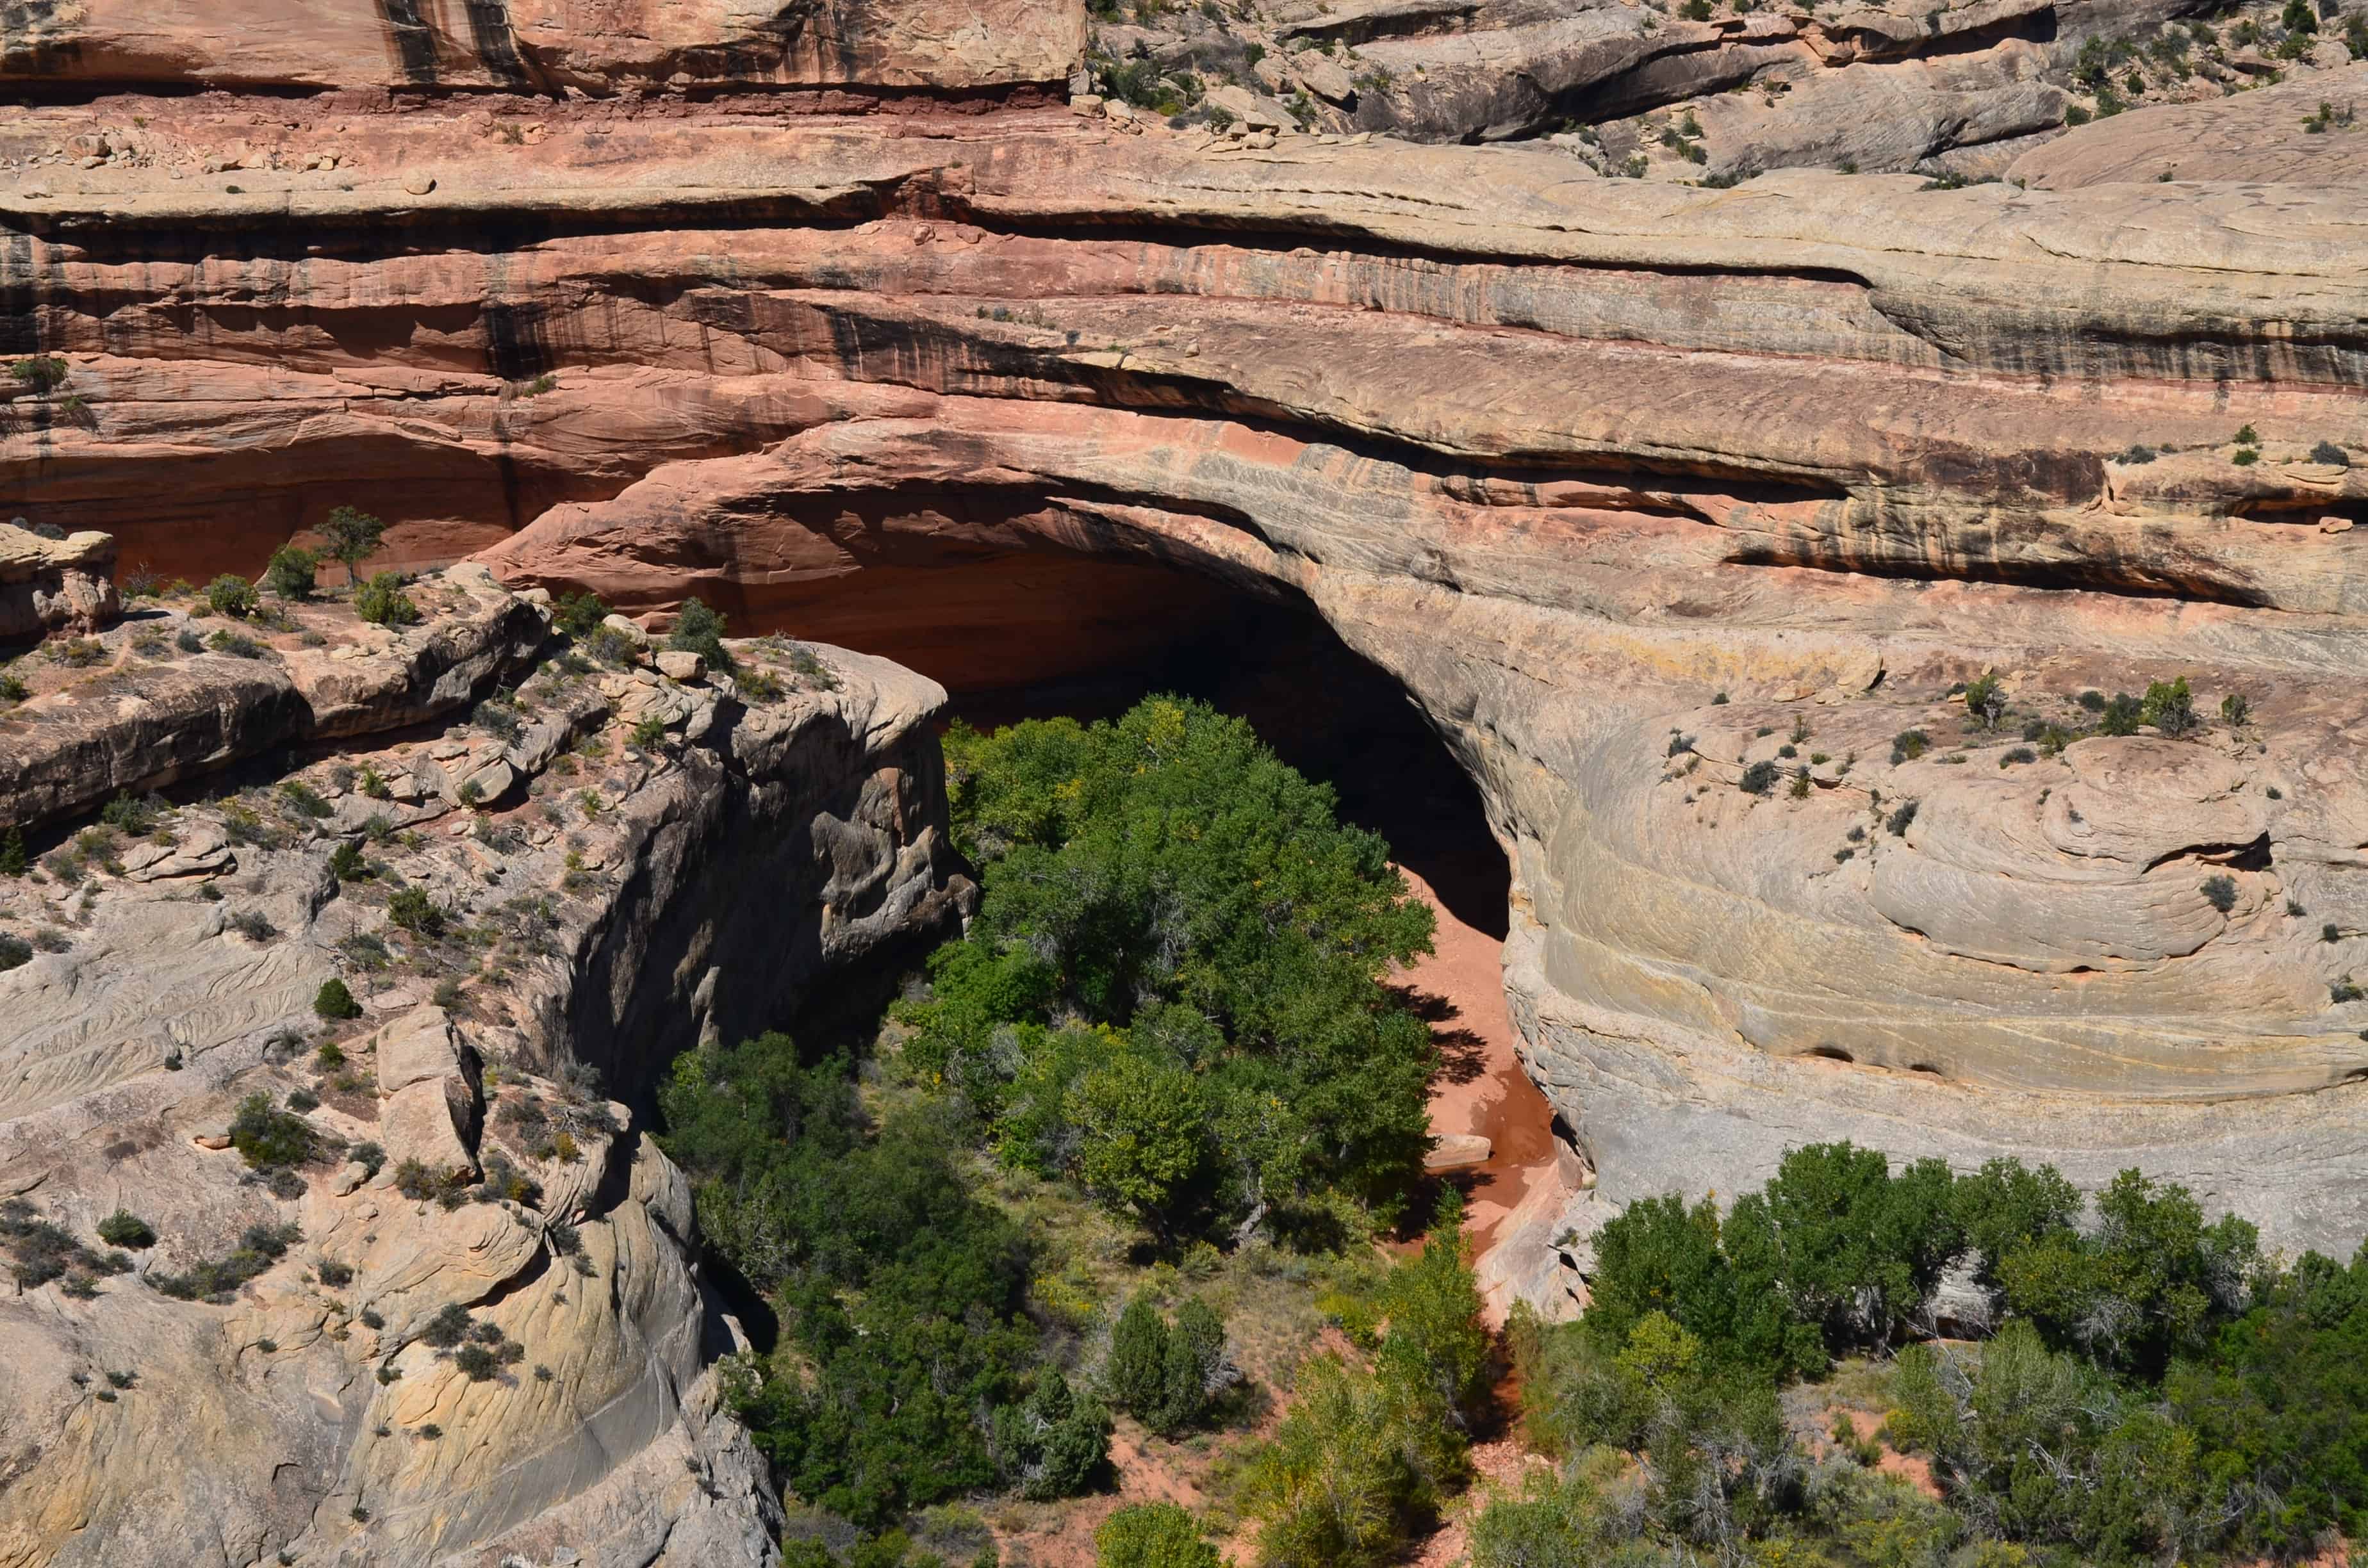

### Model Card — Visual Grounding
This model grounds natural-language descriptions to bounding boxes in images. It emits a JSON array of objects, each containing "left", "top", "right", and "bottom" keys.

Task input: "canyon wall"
[
  {"left": 0, "top": 571, "right": 967, "bottom": 1565},
  {"left": 6, "top": 6, "right": 2368, "bottom": 1259}
]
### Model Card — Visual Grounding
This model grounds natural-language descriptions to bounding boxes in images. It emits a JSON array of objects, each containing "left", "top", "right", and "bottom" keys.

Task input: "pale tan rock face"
[
  {"left": 0, "top": 523, "right": 118, "bottom": 640},
  {"left": 0, "top": 0, "right": 1081, "bottom": 92},
  {"left": 2009, "top": 66, "right": 2368, "bottom": 186},
  {"left": 0, "top": 575, "right": 969, "bottom": 1565}
]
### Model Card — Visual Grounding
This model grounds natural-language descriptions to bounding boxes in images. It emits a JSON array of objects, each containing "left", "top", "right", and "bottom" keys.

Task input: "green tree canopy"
[{"left": 911, "top": 698, "right": 1438, "bottom": 1240}]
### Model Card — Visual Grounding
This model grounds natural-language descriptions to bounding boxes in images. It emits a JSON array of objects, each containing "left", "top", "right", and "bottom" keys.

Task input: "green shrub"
[
  {"left": 150, "top": 1220, "right": 301, "bottom": 1301},
  {"left": 1372, "top": 1199, "right": 1492, "bottom": 1429},
  {"left": 264, "top": 544, "right": 319, "bottom": 600},
  {"left": 229, "top": 1092, "right": 317, "bottom": 1170},
  {"left": 666, "top": 596, "right": 735, "bottom": 673},
  {"left": 315, "top": 978, "right": 363, "bottom": 1020},
  {"left": 8, "top": 355, "right": 69, "bottom": 393},
  {"left": 355, "top": 572, "right": 420, "bottom": 628},
  {"left": 422, "top": 1302, "right": 473, "bottom": 1346},
  {"left": 386, "top": 886, "right": 445, "bottom": 936},
  {"left": 204, "top": 575, "right": 258, "bottom": 617},
  {"left": 1096, "top": 1504, "right": 1220, "bottom": 1568},
  {"left": 2140, "top": 675, "right": 2197, "bottom": 737},
  {"left": 1153, "top": 1297, "right": 1230, "bottom": 1437},
  {"left": 997, "top": 1371, "right": 1111, "bottom": 1499},
  {"left": 96, "top": 1211, "right": 156, "bottom": 1248},
  {"left": 1739, "top": 760, "right": 1779, "bottom": 796},
  {"left": 2200, "top": 874, "right": 2237, "bottom": 913},
  {"left": 1890, "top": 729, "right": 1930, "bottom": 764},
  {"left": 328, "top": 840, "right": 368, "bottom": 881},
  {"left": 1108, "top": 1293, "right": 1171, "bottom": 1417},
  {"left": 99, "top": 791, "right": 160, "bottom": 835},
  {"left": 553, "top": 590, "right": 611, "bottom": 641},
  {"left": 1240, "top": 1353, "right": 1465, "bottom": 1568},
  {"left": 1963, "top": 671, "right": 2005, "bottom": 730},
  {"left": 2310, "top": 440, "right": 2349, "bottom": 467},
  {"left": 2098, "top": 692, "right": 2144, "bottom": 735}
]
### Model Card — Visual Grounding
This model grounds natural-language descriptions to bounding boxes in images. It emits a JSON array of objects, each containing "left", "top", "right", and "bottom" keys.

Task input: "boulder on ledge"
[{"left": 0, "top": 521, "right": 120, "bottom": 641}]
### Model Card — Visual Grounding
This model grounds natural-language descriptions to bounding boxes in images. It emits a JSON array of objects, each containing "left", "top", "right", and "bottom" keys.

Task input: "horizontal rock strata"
[{"left": 6, "top": 56, "right": 2368, "bottom": 1262}]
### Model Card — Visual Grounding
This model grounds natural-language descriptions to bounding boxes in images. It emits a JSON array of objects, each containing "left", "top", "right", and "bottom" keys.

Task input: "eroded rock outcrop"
[
  {"left": 0, "top": 521, "right": 117, "bottom": 642},
  {"left": 0, "top": 576, "right": 967, "bottom": 1565},
  {"left": 0, "top": 0, "right": 1082, "bottom": 95}
]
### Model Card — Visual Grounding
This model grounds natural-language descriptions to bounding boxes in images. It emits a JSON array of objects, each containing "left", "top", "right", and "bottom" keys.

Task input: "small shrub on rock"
[
  {"left": 150, "top": 1221, "right": 302, "bottom": 1302},
  {"left": 97, "top": 1210, "right": 155, "bottom": 1248},
  {"left": 552, "top": 591, "right": 611, "bottom": 641},
  {"left": 1886, "top": 800, "right": 1920, "bottom": 837},
  {"left": 666, "top": 597, "right": 734, "bottom": 673},
  {"left": 230, "top": 1092, "right": 316, "bottom": 1170},
  {"left": 1963, "top": 671, "right": 2006, "bottom": 730},
  {"left": 386, "top": 886, "right": 446, "bottom": 937},
  {"left": 454, "top": 1343, "right": 501, "bottom": 1381},
  {"left": 264, "top": 544, "right": 320, "bottom": 600},
  {"left": 355, "top": 573, "right": 420, "bottom": 628},
  {"left": 315, "top": 978, "right": 361, "bottom": 1020},
  {"left": 2141, "top": 676, "right": 2197, "bottom": 737},
  {"left": 2310, "top": 441, "right": 2350, "bottom": 468},
  {"left": 207, "top": 628, "right": 264, "bottom": 659},
  {"left": 2098, "top": 692, "right": 2144, "bottom": 735},
  {"left": 1739, "top": 760, "right": 1779, "bottom": 796},
  {"left": 422, "top": 1302, "right": 473, "bottom": 1348},
  {"left": 1890, "top": 730, "right": 1930, "bottom": 764},
  {"left": 226, "top": 910, "right": 278, "bottom": 942},
  {"left": 2201, "top": 875, "right": 2238, "bottom": 913},
  {"left": 204, "top": 575, "right": 258, "bottom": 618}
]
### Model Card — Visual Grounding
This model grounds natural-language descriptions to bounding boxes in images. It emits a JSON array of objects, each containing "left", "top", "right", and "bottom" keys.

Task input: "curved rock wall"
[{"left": 6, "top": 32, "right": 2368, "bottom": 1261}]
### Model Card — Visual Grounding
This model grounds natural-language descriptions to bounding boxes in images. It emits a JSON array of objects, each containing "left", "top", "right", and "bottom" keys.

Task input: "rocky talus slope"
[
  {"left": 0, "top": 573, "right": 967, "bottom": 1565},
  {"left": 5, "top": 0, "right": 2368, "bottom": 1394}
]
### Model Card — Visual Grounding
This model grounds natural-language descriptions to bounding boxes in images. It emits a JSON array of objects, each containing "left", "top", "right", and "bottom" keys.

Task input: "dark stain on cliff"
[
  {"left": 481, "top": 300, "right": 552, "bottom": 381},
  {"left": 0, "top": 230, "right": 40, "bottom": 355},
  {"left": 374, "top": 0, "right": 441, "bottom": 86},
  {"left": 461, "top": 0, "right": 536, "bottom": 91}
]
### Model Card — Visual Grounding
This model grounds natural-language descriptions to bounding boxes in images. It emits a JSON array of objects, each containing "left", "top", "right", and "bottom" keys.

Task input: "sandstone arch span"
[{"left": 8, "top": 89, "right": 2368, "bottom": 1252}]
